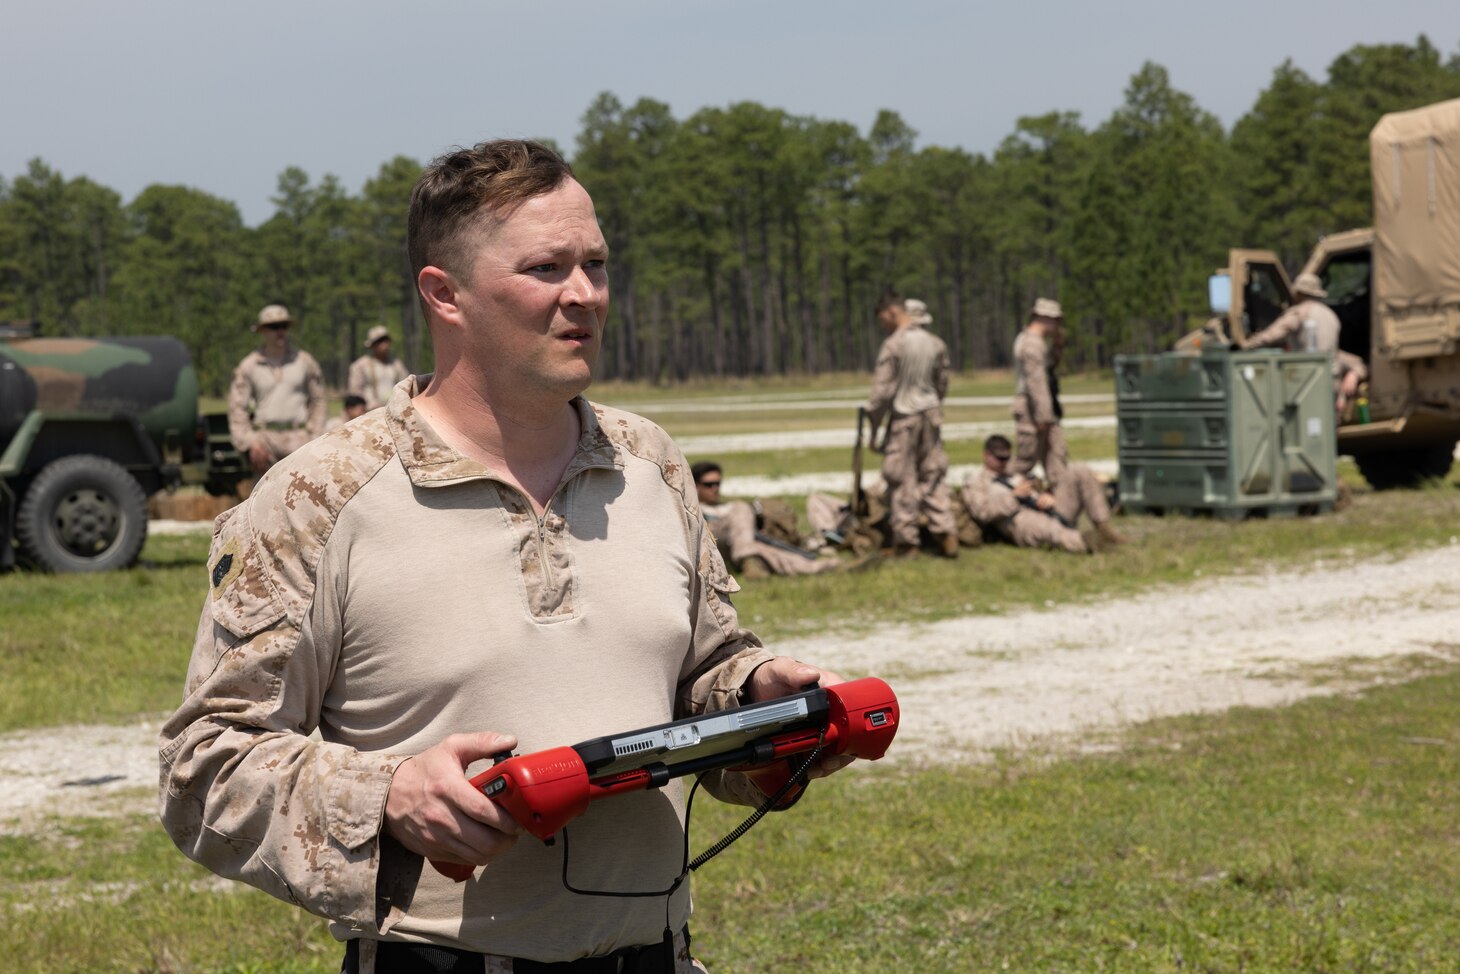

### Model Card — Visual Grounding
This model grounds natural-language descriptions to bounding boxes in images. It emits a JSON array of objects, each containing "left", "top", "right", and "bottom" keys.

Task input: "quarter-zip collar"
[{"left": 385, "top": 375, "right": 621, "bottom": 489}]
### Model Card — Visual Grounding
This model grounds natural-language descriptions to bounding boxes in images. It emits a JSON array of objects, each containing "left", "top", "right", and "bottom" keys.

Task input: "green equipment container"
[{"left": 1113, "top": 347, "right": 1338, "bottom": 518}]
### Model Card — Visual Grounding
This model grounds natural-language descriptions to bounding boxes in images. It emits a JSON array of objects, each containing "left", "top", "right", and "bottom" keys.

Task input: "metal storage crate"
[{"left": 1113, "top": 348, "right": 1338, "bottom": 518}]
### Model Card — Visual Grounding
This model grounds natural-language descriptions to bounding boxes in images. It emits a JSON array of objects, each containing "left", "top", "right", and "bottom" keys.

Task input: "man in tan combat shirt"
[
  {"left": 864, "top": 292, "right": 957, "bottom": 558},
  {"left": 1010, "top": 296, "right": 1069, "bottom": 488},
  {"left": 348, "top": 324, "right": 410, "bottom": 411},
  {"left": 226, "top": 303, "right": 327, "bottom": 474},
  {"left": 961, "top": 434, "right": 1124, "bottom": 553},
  {"left": 160, "top": 140, "right": 853, "bottom": 974}
]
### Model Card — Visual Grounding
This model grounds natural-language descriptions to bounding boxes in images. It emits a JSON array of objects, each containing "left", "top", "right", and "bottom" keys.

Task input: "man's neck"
[{"left": 413, "top": 372, "right": 583, "bottom": 511}]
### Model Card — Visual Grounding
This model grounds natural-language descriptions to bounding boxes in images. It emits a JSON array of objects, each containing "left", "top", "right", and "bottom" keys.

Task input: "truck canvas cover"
[{"left": 1370, "top": 97, "right": 1460, "bottom": 358}]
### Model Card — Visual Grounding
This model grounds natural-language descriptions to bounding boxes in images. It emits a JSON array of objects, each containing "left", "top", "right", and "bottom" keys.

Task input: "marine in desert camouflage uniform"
[
  {"left": 226, "top": 303, "right": 327, "bottom": 475},
  {"left": 961, "top": 434, "right": 1125, "bottom": 553},
  {"left": 864, "top": 293, "right": 957, "bottom": 558},
  {"left": 160, "top": 139, "right": 852, "bottom": 974},
  {"left": 1010, "top": 297, "right": 1069, "bottom": 488},
  {"left": 1243, "top": 272, "right": 1369, "bottom": 415},
  {"left": 693, "top": 461, "right": 841, "bottom": 579},
  {"left": 347, "top": 325, "right": 410, "bottom": 411}
]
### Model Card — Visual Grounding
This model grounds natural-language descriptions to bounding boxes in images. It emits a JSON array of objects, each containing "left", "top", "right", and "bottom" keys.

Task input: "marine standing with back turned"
[
  {"left": 1010, "top": 297, "right": 1069, "bottom": 487},
  {"left": 864, "top": 292, "right": 958, "bottom": 558},
  {"left": 226, "top": 303, "right": 327, "bottom": 475}
]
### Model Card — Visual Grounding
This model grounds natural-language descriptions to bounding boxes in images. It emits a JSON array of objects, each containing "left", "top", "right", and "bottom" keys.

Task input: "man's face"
[
  {"left": 448, "top": 179, "right": 609, "bottom": 402},
  {"left": 371, "top": 338, "right": 392, "bottom": 361},
  {"left": 984, "top": 448, "right": 1011, "bottom": 473},
  {"left": 695, "top": 472, "right": 722, "bottom": 507},
  {"left": 261, "top": 322, "right": 290, "bottom": 355},
  {"left": 876, "top": 306, "right": 900, "bottom": 334},
  {"left": 345, "top": 403, "right": 366, "bottom": 420}
]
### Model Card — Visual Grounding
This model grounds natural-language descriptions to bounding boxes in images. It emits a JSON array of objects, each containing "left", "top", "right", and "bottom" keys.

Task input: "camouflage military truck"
[
  {"left": 1205, "top": 97, "right": 1460, "bottom": 488},
  {"left": 0, "top": 325, "right": 246, "bottom": 572}
]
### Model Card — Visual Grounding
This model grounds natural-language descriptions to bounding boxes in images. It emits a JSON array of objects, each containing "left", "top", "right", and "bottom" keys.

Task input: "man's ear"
[{"left": 418, "top": 266, "right": 463, "bottom": 326}]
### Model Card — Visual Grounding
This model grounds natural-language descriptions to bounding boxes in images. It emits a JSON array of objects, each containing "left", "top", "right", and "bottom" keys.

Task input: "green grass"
[
  {"left": 3, "top": 478, "right": 1456, "bottom": 731},
  {"left": 0, "top": 534, "right": 208, "bottom": 731},
  {"left": 7, "top": 669, "right": 1459, "bottom": 972},
  {"left": 732, "top": 477, "right": 1460, "bottom": 639}
]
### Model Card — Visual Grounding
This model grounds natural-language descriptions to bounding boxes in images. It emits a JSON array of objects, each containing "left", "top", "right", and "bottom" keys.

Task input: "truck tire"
[
  {"left": 1353, "top": 443, "right": 1456, "bottom": 490},
  {"left": 16, "top": 455, "right": 149, "bottom": 572}
]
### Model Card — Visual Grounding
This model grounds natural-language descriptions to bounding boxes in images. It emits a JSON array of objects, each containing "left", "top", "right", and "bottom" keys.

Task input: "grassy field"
[
  {"left": 7, "top": 669, "right": 1459, "bottom": 972},
  {"left": 7, "top": 370, "right": 1460, "bottom": 972}
]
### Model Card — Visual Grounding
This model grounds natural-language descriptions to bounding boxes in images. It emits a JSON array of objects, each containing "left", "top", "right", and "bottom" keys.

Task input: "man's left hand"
[{"left": 746, "top": 657, "right": 855, "bottom": 780}]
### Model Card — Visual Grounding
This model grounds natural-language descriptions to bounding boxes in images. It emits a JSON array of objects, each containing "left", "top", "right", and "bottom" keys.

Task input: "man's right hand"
[
  {"left": 247, "top": 441, "right": 274, "bottom": 474},
  {"left": 385, "top": 732, "right": 525, "bottom": 868}
]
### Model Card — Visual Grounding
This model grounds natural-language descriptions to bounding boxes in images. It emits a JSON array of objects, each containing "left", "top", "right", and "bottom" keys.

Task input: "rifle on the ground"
[{"left": 994, "top": 475, "right": 1075, "bottom": 529}]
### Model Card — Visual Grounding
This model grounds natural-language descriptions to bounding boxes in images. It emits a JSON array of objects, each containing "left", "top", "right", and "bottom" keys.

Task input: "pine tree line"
[{"left": 2, "top": 39, "right": 1457, "bottom": 393}]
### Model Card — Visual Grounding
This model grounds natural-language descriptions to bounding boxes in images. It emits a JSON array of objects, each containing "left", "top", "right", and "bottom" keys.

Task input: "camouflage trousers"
[
  {"left": 708, "top": 500, "right": 839, "bottom": 576},
  {"left": 1002, "top": 462, "right": 1110, "bottom": 553},
  {"left": 1010, "top": 411, "right": 1069, "bottom": 488},
  {"left": 255, "top": 427, "right": 315, "bottom": 465},
  {"left": 881, "top": 410, "right": 955, "bottom": 548}
]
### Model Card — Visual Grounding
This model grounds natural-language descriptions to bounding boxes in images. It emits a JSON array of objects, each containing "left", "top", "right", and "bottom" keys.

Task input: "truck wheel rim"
[{"left": 52, "top": 489, "right": 122, "bottom": 556}]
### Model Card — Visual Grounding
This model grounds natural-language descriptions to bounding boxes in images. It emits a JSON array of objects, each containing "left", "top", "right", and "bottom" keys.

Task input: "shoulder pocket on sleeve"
[{"left": 208, "top": 520, "right": 287, "bottom": 638}]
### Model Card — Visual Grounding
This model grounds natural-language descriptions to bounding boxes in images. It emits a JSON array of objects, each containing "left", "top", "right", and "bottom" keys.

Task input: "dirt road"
[{"left": 4, "top": 543, "right": 1458, "bottom": 830}]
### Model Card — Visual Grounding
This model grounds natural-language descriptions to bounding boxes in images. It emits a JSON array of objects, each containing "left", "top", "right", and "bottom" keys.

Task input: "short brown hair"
[
  {"left": 875, "top": 289, "right": 905, "bottom": 314},
  {"left": 408, "top": 139, "right": 574, "bottom": 284}
]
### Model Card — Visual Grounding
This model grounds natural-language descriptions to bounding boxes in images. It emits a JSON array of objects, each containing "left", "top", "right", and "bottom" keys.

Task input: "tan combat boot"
[
  {"left": 935, "top": 533, "right": 960, "bottom": 559},
  {"left": 1095, "top": 521, "right": 1128, "bottom": 547}
]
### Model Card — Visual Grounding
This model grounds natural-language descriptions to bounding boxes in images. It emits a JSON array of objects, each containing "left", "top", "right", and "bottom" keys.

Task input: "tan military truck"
[{"left": 1206, "top": 97, "right": 1460, "bottom": 488}]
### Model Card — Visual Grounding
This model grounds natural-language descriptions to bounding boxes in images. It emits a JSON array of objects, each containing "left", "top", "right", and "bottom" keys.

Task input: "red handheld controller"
[{"left": 430, "top": 677, "right": 899, "bottom": 882}]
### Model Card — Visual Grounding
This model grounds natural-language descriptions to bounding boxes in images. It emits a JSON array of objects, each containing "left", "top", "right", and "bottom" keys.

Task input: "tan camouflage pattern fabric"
[
  {"left": 959, "top": 466, "right": 1087, "bottom": 553},
  {"left": 880, "top": 409, "right": 955, "bottom": 547},
  {"left": 702, "top": 500, "right": 840, "bottom": 577},
  {"left": 1010, "top": 327, "right": 1071, "bottom": 486},
  {"left": 864, "top": 326, "right": 953, "bottom": 548},
  {"left": 863, "top": 326, "right": 949, "bottom": 427},
  {"left": 1052, "top": 463, "right": 1111, "bottom": 529},
  {"left": 160, "top": 376, "right": 776, "bottom": 955},
  {"left": 347, "top": 353, "right": 410, "bottom": 410},
  {"left": 1244, "top": 298, "right": 1369, "bottom": 385},
  {"left": 226, "top": 346, "right": 327, "bottom": 454}
]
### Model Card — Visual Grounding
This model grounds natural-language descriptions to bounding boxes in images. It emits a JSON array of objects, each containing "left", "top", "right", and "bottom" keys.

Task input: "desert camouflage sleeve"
[
  {"left": 346, "top": 357, "right": 368, "bottom": 400},
  {"left": 934, "top": 339, "right": 950, "bottom": 402},
  {"left": 158, "top": 484, "right": 410, "bottom": 932},
  {"left": 1336, "top": 349, "right": 1369, "bottom": 383},
  {"left": 864, "top": 336, "right": 899, "bottom": 427},
  {"left": 302, "top": 351, "right": 328, "bottom": 436},
  {"left": 226, "top": 357, "right": 257, "bottom": 453},
  {"left": 1244, "top": 305, "right": 1302, "bottom": 350},
  {"left": 1018, "top": 338, "right": 1057, "bottom": 425},
  {"left": 961, "top": 470, "right": 1022, "bottom": 524}
]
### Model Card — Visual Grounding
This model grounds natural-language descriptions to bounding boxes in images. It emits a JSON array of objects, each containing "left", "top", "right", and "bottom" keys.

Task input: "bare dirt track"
[{"left": 4, "top": 542, "right": 1459, "bottom": 831}]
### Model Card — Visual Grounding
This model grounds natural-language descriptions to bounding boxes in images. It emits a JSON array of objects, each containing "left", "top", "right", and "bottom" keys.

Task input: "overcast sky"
[{"left": 4, "top": 0, "right": 1457, "bottom": 226}]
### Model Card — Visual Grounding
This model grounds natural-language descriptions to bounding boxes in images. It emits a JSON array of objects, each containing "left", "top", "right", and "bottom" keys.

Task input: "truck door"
[{"left": 1227, "top": 250, "right": 1294, "bottom": 347}]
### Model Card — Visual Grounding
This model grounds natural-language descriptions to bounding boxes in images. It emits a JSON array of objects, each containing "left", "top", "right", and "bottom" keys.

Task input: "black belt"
[{"left": 343, "top": 930, "right": 681, "bottom": 973}]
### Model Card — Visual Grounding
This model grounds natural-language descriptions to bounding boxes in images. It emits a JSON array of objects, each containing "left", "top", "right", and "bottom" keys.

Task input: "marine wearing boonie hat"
[
  {"left": 1292, "top": 273, "right": 1327, "bottom": 299},
  {"left": 364, "top": 324, "right": 391, "bottom": 348},
  {"left": 254, "top": 304, "right": 294, "bottom": 331},
  {"left": 1031, "top": 297, "right": 1063, "bottom": 319},
  {"left": 905, "top": 298, "right": 933, "bottom": 327}
]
